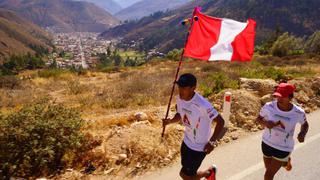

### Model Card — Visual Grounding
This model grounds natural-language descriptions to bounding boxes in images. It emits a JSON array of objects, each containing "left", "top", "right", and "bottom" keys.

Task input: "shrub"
[
  {"left": 166, "top": 49, "right": 182, "bottom": 61},
  {"left": 238, "top": 66, "right": 286, "bottom": 81},
  {"left": 200, "top": 72, "right": 239, "bottom": 97},
  {"left": 264, "top": 67, "right": 286, "bottom": 81},
  {"left": 0, "top": 101, "right": 85, "bottom": 178},
  {"left": 271, "top": 32, "right": 304, "bottom": 57},
  {"left": 67, "top": 79, "right": 88, "bottom": 95},
  {"left": 1, "top": 54, "right": 45, "bottom": 75}
]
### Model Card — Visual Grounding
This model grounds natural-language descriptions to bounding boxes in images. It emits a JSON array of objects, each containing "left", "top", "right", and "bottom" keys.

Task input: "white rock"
[{"left": 118, "top": 154, "right": 127, "bottom": 161}]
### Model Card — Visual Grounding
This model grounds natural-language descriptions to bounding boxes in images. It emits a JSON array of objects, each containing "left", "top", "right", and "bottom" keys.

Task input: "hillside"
[
  {"left": 0, "top": 9, "right": 52, "bottom": 61},
  {"left": 113, "top": 0, "right": 142, "bottom": 8},
  {"left": 100, "top": 0, "right": 320, "bottom": 52},
  {"left": 115, "top": 0, "right": 190, "bottom": 21},
  {"left": 0, "top": 0, "right": 120, "bottom": 32},
  {"left": 73, "top": 0, "right": 122, "bottom": 14},
  {"left": 1, "top": 55, "right": 320, "bottom": 179}
]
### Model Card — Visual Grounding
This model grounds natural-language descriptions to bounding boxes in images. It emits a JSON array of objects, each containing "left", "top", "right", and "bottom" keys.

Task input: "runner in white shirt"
[
  {"left": 163, "top": 73, "right": 225, "bottom": 180},
  {"left": 256, "top": 83, "right": 309, "bottom": 180}
]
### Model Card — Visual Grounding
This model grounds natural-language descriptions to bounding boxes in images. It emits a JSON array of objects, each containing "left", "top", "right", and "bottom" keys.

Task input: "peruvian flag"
[{"left": 183, "top": 8, "right": 256, "bottom": 62}]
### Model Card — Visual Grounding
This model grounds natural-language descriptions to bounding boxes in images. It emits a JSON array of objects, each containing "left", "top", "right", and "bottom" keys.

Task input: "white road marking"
[{"left": 227, "top": 132, "right": 320, "bottom": 180}]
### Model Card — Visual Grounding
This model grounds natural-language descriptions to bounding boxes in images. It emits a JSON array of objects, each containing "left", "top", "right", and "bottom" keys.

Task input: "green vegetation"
[
  {"left": 304, "top": 31, "right": 320, "bottom": 54},
  {"left": 166, "top": 49, "right": 183, "bottom": 61},
  {"left": 0, "top": 54, "right": 45, "bottom": 75},
  {"left": 37, "top": 69, "right": 70, "bottom": 78},
  {"left": 256, "top": 31, "right": 320, "bottom": 57},
  {"left": 97, "top": 48, "right": 122, "bottom": 69},
  {"left": 28, "top": 45, "right": 50, "bottom": 57},
  {"left": 97, "top": 48, "right": 147, "bottom": 71},
  {"left": 0, "top": 101, "right": 85, "bottom": 178},
  {"left": 198, "top": 60, "right": 317, "bottom": 97},
  {"left": 200, "top": 72, "right": 239, "bottom": 97},
  {"left": 271, "top": 32, "right": 304, "bottom": 57}
]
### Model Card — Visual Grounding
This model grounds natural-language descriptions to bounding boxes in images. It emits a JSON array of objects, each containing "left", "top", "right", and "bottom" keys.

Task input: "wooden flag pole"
[{"left": 161, "top": 13, "right": 198, "bottom": 138}]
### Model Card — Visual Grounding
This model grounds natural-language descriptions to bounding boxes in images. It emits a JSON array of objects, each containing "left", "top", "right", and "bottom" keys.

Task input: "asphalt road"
[{"left": 137, "top": 109, "right": 320, "bottom": 180}]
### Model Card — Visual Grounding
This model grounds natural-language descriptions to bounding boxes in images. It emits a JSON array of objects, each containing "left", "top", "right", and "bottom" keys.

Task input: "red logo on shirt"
[{"left": 183, "top": 115, "right": 191, "bottom": 125}]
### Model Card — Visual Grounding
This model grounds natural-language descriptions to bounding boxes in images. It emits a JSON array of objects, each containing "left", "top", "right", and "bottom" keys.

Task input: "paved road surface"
[{"left": 137, "top": 110, "right": 320, "bottom": 180}]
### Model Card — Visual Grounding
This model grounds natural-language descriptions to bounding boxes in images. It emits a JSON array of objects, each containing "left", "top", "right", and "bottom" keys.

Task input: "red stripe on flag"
[
  {"left": 231, "top": 19, "right": 256, "bottom": 61},
  {"left": 184, "top": 12, "right": 222, "bottom": 60},
  {"left": 183, "top": 8, "right": 256, "bottom": 61}
]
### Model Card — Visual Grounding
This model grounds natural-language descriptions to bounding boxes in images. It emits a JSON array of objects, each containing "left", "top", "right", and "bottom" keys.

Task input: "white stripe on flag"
[{"left": 209, "top": 19, "right": 248, "bottom": 61}]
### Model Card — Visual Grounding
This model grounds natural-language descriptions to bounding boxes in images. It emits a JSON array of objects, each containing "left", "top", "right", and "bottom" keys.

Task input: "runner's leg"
[
  {"left": 264, "top": 158, "right": 283, "bottom": 180},
  {"left": 263, "top": 156, "right": 272, "bottom": 169}
]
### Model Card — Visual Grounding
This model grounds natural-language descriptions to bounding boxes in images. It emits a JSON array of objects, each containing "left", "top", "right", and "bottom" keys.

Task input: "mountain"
[
  {"left": 0, "top": 8, "right": 52, "bottom": 61},
  {"left": 113, "top": 0, "right": 142, "bottom": 9},
  {"left": 73, "top": 0, "right": 122, "bottom": 14},
  {"left": 115, "top": 0, "right": 190, "bottom": 21},
  {"left": 0, "top": 0, "right": 120, "bottom": 32},
  {"left": 100, "top": 0, "right": 320, "bottom": 52}
]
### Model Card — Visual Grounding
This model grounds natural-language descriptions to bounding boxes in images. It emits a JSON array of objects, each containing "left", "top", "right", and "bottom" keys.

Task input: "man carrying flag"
[
  {"left": 163, "top": 73, "right": 224, "bottom": 180},
  {"left": 161, "top": 6, "right": 256, "bottom": 180}
]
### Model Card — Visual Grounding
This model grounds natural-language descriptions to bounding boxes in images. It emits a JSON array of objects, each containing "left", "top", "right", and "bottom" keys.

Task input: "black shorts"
[
  {"left": 261, "top": 141, "right": 291, "bottom": 162},
  {"left": 180, "top": 141, "right": 206, "bottom": 176}
]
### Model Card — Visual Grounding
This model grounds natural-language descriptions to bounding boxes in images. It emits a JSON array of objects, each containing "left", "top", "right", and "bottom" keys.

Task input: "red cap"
[{"left": 273, "top": 83, "right": 296, "bottom": 98}]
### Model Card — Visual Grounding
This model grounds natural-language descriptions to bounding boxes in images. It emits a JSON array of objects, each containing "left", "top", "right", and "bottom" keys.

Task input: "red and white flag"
[{"left": 183, "top": 8, "right": 256, "bottom": 62}]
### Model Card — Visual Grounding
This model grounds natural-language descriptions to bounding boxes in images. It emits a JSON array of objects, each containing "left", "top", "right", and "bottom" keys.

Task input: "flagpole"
[{"left": 161, "top": 14, "right": 197, "bottom": 138}]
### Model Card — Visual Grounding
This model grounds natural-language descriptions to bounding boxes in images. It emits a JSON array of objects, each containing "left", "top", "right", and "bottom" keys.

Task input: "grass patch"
[
  {"left": 38, "top": 69, "right": 71, "bottom": 79},
  {"left": 286, "top": 68, "right": 316, "bottom": 78},
  {"left": 119, "top": 50, "right": 145, "bottom": 59}
]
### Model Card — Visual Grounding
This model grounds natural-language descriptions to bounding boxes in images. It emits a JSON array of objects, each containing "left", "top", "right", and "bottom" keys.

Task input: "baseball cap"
[
  {"left": 273, "top": 83, "right": 296, "bottom": 98},
  {"left": 175, "top": 73, "right": 197, "bottom": 87}
]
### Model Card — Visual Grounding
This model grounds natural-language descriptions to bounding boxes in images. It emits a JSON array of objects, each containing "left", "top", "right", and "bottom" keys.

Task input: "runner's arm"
[
  {"left": 256, "top": 115, "right": 266, "bottom": 126},
  {"left": 163, "top": 113, "right": 181, "bottom": 126},
  {"left": 209, "top": 114, "right": 225, "bottom": 143},
  {"left": 256, "top": 115, "right": 276, "bottom": 129},
  {"left": 298, "top": 121, "right": 309, "bottom": 142}
]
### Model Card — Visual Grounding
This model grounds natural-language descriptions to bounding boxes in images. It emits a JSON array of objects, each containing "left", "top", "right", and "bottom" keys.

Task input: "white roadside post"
[{"left": 222, "top": 91, "right": 232, "bottom": 127}]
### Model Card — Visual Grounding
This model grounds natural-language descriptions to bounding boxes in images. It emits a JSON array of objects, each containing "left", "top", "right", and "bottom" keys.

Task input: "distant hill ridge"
[
  {"left": 100, "top": 0, "right": 320, "bottom": 52},
  {"left": 0, "top": 0, "right": 120, "bottom": 32},
  {"left": 115, "top": 0, "right": 190, "bottom": 21},
  {"left": 0, "top": 8, "right": 52, "bottom": 61}
]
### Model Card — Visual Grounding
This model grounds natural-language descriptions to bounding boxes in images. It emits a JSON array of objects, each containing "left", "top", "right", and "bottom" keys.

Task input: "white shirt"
[
  {"left": 260, "top": 101, "right": 306, "bottom": 152},
  {"left": 176, "top": 92, "right": 219, "bottom": 152}
]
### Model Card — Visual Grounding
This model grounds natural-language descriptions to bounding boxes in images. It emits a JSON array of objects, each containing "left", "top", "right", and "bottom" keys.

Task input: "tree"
[
  {"left": 98, "top": 53, "right": 112, "bottom": 66},
  {"left": 124, "top": 56, "right": 134, "bottom": 67},
  {"left": 166, "top": 49, "right": 182, "bottom": 61},
  {"left": 271, "top": 32, "right": 304, "bottom": 57},
  {"left": 26, "top": 53, "right": 45, "bottom": 69},
  {"left": 112, "top": 49, "right": 122, "bottom": 67},
  {"left": 49, "top": 59, "right": 58, "bottom": 69},
  {"left": 304, "top": 31, "right": 320, "bottom": 54},
  {"left": 106, "top": 46, "right": 112, "bottom": 56},
  {"left": 113, "top": 53, "right": 122, "bottom": 67}
]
